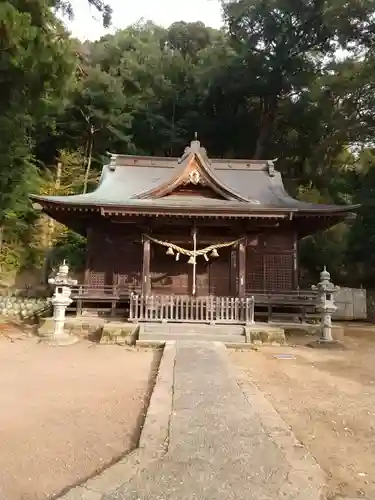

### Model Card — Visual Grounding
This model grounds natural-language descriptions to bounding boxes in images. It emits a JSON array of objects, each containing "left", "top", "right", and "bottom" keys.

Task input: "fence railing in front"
[{"left": 129, "top": 294, "right": 255, "bottom": 324}]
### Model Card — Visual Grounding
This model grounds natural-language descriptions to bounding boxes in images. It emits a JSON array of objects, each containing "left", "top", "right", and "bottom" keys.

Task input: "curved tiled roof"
[{"left": 31, "top": 140, "right": 359, "bottom": 216}]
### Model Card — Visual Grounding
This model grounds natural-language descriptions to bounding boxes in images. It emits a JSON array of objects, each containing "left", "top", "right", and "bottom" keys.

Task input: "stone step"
[
  {"left": 135, "top": 340, "right": 256, "bottom": 349},
  {"left": 136, "top": 340, "right": 166, "bottom": 348},
  {"left": 224, "top": 342, "right": 260, "bottom": 350},
  {"left": 141, "top": 323, "right": 245, "bottom": 336},
  {"left": 139, "top": 332, "right": 246, "bottom": 343}
]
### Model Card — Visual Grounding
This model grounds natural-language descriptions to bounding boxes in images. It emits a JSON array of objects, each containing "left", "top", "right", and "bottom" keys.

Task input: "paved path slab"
[{"left": 104, "top": 342, "right": 324, "bottom": 500}]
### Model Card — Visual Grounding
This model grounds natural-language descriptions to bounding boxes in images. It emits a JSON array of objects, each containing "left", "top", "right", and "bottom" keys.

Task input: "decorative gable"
[{"left": 134, "top": 139, "right": 248, "bottom": 202}]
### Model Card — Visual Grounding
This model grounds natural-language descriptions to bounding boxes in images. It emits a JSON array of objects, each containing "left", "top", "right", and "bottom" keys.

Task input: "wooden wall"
[
  {"left": 245, "top": 231, "right": 296, "bottom": 292},
  {"left": 150, "top": 245, "right": 232, "bottom": 296},
  {"left": 84, "top": 222, "right": 297, "bottom": 294},
  {"left": 85, "top": 223, "right": 142, "bottom": 291}
]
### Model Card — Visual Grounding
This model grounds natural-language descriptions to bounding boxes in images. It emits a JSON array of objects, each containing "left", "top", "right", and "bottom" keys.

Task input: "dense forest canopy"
[{"left": 1, "top": 0, "right": 375, "bottom": 287}]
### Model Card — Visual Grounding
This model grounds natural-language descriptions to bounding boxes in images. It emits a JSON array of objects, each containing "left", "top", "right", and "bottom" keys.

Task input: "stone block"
[
  {"left": 284, "top": 325, "right": 320, "bottom": 337},
  {"left": 100, "top": 324, "right": 139, "bottom": 345},
  {"left": 245, "top": 325, "right": 285, "bottom": 344}
]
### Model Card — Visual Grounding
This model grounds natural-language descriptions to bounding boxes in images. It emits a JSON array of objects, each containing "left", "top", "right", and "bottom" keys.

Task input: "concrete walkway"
[{"left": 102, "top": 342, "right": 324, "bottom": 500}]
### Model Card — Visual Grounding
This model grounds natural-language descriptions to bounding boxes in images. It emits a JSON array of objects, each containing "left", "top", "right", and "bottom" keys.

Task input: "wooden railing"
[
  {"left": 70, "top": 284, "right": 140, "bottom": 299},
  {"left": 251, "top": 290, "right": 317, "bottom": 304},
  {"left": 68, "top": 284, "right": 317, "bottom": 322},
  {"left": 251, "top": 289, "right": 318, "bottom": 322},
  {"left": 129, "top": 294, "right": 255, "bottom": 324}
]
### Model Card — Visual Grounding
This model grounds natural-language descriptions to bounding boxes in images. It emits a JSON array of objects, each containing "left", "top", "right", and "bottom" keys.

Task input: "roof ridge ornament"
[
  {"left": 106, "top": 151, "right": 118, "bottom": 171},
  {"left": 190, "top": 132, "right": 201, "bottom": 152},
  {"left": 267, "top": 158, "right": 278, "bottom": 177},
  {"left": 179, "top": 135, "right": 208, "bottom": 164}
]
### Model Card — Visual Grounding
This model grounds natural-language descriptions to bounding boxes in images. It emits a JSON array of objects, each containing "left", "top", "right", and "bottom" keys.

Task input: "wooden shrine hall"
[{"left": 31, "top": 139, "right": 358, "bottom": 323}]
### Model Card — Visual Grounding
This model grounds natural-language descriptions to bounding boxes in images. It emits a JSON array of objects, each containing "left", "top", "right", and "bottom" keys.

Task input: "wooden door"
[{"left": 150, "top": 245, "right": 189, "bottom": 295}]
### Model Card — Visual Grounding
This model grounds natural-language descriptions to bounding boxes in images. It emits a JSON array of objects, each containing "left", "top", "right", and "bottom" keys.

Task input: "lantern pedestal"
[
  {"left": 307, "top": 338, "right": 345, "bottom": 349},
  {"left": 42, "top": 331, "right": 79, "bottom": 346}
]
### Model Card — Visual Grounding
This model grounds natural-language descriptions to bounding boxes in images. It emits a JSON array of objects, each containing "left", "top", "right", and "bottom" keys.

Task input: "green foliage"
[
  {"left": 50, "top": 231, "right": 86, "bottom": 272},
  {"left": 346, "top": 150, "right": 375, "bottom": 287},
  {"left": 0, "top": 0, "right": 75, "bottom": 219},
  {"left": 41, "top": 148, "right": 99, "bottom": 196}
]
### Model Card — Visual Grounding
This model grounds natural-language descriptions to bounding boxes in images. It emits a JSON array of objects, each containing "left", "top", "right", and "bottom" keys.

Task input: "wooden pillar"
[
  {"left": 142, "top": 235, "right": 151, "bottom": 296},
  {"left": 230, "top": 246, "right": 237, "bottom": 296},
  {"left": 293, "top": 231, "right": 298, "bottom": 288},
  {"left": 238, "top": 238, "right": 246, "bottom": 298}
]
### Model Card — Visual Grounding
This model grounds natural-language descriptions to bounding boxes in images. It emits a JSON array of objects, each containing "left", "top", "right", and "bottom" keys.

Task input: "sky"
[{"left": 65, "top": 0, "right": 224, "bottom": 41}]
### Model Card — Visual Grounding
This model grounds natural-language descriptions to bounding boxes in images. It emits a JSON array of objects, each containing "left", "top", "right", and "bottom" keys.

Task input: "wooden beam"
[
  {"left": 84, "top": 226, "right": 92, "bottom": 285},
  {"left": 238, "top": 239, "right": 246, "bottom": 298},
  {"left": 142, "top": 235, "right": 151, "bottom": 295}
]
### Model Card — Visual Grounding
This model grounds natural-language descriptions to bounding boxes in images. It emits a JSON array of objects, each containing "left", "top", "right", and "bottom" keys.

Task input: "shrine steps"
[
  {"left": 138, "top": 323, "right": 246, "bottom": 343},
  {"left": 137, "top": 322, "right": 287, "bottom": 344}
]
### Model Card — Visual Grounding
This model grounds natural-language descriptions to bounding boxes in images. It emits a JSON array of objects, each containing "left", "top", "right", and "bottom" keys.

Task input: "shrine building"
[{"left": 31, "top": 139, "right": 358, "bottom": 323}]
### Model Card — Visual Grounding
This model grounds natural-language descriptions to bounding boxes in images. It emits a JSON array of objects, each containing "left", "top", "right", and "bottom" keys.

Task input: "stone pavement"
[{"left": 101, "top": 342, "right": 324, "bottom": 500}]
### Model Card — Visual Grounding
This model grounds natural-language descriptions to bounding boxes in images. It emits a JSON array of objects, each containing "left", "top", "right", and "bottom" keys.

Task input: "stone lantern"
[
  {"left": 45, "top": 260, "right": 78, "bottom": 346},
  {"left": 312, "top": 267, "right": 340, "bottom": 344}
]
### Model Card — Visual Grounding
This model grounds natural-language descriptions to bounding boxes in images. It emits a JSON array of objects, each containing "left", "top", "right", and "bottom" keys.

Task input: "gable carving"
[
  {"left": 180, "top": 159, "right": 208, "bottom": 188},
  {"left": 187, "top": 168, "right": 202, "bottom": 185}
]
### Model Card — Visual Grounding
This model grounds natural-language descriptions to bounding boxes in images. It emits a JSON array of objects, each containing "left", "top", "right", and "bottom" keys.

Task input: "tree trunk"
[
  {"left": 83, "top": 126, "right": 94, "bottom": 194},
  {"left": 42, "top": 160, "right": 62, "bottom": 283},
  {"left": 254, "top": 96, "right": 278, "bottom": 160}
]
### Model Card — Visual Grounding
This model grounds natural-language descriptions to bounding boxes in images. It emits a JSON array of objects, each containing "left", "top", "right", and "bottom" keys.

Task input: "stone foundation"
[
  {"left": 100, "top": 323, "right": 139, "bottom": 345},
  {"left": 38, "top": 318, "right": 291, "bottom": 345}
]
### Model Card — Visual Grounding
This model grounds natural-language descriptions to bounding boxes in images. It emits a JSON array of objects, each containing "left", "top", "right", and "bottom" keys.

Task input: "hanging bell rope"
[{"left": 146, "top": 235, "right": 241, "bottom": 258}]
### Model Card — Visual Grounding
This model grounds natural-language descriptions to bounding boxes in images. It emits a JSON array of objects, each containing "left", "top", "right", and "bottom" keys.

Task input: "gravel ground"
[
  {"left": 0, "top": 334, "right": 159, "bottom": 500},
  {"left": 231, "top": 325, "right": 375, "bottom": 500}
]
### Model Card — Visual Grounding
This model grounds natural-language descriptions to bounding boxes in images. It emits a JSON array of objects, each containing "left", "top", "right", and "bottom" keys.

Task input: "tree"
[
  {"left": 222, "top": 0, "right": 375, "bottom": 159},
  {"left": 0, "top": 0, "right": 75, "bottom": 217},
  {"left": 346, "top": 149, "right": 375, "bottom": 287},
  {"left": 63, "top": 64, "right": 132, "bottom": 190},
  {"left": 37, "top": 149, "right": 98, "bottom": 275},
  {"left": 163, "top": 21, "right": 214, "bottom": 61}
]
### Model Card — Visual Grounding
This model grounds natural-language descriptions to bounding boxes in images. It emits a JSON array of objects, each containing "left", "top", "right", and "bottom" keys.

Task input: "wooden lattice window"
[
  {"left": 246, "top": 251, "right": 264, "bottom": 292},
  {"left": 264, "top": 254, "right": 293, "bottom": 290},
  {"left": 89, "top": 272, "right": 106, "bottom": 288}
]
